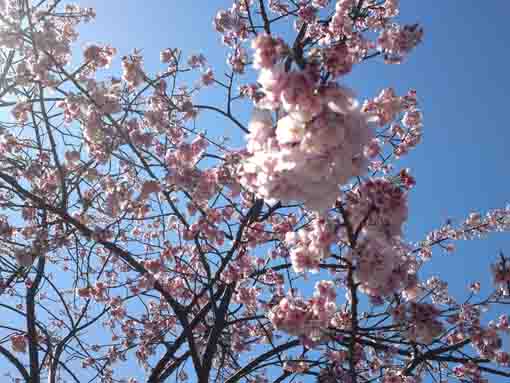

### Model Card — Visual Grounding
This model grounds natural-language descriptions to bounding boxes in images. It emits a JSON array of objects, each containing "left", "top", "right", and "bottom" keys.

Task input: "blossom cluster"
[
  {"left": 284, "top": 217, "right": 338, "bottom": 273},
  {"left": 420, "top": 206, "right": 510, "bottom": 262},
  {"left": 344, "top": 178, "right": 408, "bottom": 238},
  {"left": 348, "top": 237, "right": 418, "bottom": 301},
  {"left": 2, "top": 1, "right": 509, "bottom": 382},
  {"left": 268, "top": 281, "right": 337, "bottom": 341},
  {"left": 240, "top": 82, "right": 373, "bottom": 212},
  {"left": 393, "top": 302, "right": 444, "bottom": 344}
]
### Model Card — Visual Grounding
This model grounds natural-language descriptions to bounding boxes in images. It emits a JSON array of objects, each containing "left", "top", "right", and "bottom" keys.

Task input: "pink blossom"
[
  {"left": 160, "top": 48, "right": 178, "bottom": 64},
  {"left": 83, "top": 44, "right": 116, "bottom": 69},
  {"left": 187, "top": 53, "right": 207, "bottom": 68},
  {"left": 15, "top": 249, "right": 33, "bottom": 267},
  {"left": 201, "top": 68, "right": 215, "bottom": 86},
  {"left": 10, "top": 334, "right": 27, "bottom": 353},
  {"left": 241, "top": 83, "right": 373, "bottom": 212},
  {"left": 378, "top": 23, "right": 424, "bottom": 64},
  {"left": 11, "top": 101, "right": 31, "bottom": 123},
  {"left": 251, "top": 33, "right": 288, "bottom": 69},
  {"left": 344, "top": 178, "right": 408, "bottom": 238},
  {"left": 122, "top": 52, "right": 145, "bottom": 89},
  {"left": 322, "top": 43, "right": 354, "bottom": 77}
]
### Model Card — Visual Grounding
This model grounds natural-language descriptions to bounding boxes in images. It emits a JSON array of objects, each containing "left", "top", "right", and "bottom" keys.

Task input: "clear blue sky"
[{"left": 69, "top": 0, "right": 510, "bottom": 379}]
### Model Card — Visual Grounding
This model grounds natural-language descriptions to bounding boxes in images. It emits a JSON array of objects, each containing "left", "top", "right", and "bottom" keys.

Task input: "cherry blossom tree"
[{"left": 0, "top": 1, "right": 509, "bottom": 382}]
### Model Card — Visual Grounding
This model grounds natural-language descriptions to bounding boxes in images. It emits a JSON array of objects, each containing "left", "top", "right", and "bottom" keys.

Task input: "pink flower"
[
  {"left": 11, "top": 101, "right": 31, "bottom": 123},
  {"left": 377, "top": 23, "right": 423, "bottom": 64},
  {"left": 251, "top": 33, "right": 287, "bottom": 69},
  {"left": 322, "top": 43, "right": 354, "bottom": 78},
  {"left": 83, "top": 44, "right": 116, "bottom": 69},
  {"left": 344, "top": 178, "right": 408, "bottom": 238},
  {"left": 187, "top": 53, "right": 207, "bottom": 68},
  {"left": 201, "top": 68, "right": 214, "bottom": 86},
  {"left": 241, "top": 82, "right": 373, "bottom": 212},
  {"left": 11, "top": 334, "right": 27, "bottom": 353},
  {"left": 15, "top": 249, "right": 33, "bottom": 267},
  {"left": 160, "top": 48, "right": 178, "bottom": 63},
  {"left": 138, "top": 181, "right": 162, "bottom": 201},
  {"left": 122, "top": 51, "right": 145, "bottom": 89}
]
